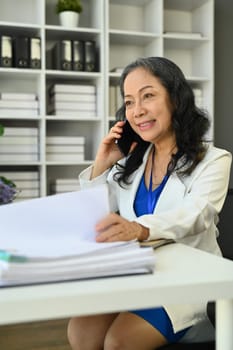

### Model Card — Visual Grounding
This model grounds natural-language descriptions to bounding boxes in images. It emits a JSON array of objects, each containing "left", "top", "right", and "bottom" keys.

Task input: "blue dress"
[{"left": 132, "top": 174, "right": 190, "bottom": 343}]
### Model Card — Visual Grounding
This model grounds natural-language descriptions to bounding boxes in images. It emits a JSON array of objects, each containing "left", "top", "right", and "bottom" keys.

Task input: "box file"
[
  {"left": 72, "top": 40, "right": 84, "bottom": 71},
  {"left": 84, "top": 40, "right": 96, "bottom": 72},
  {"left": 29, "top": 37, "right": 41, "bottom": 69},
  {"left": 53, "top": 40, "right": 72, "bottom": 70},
  {"left": 13, "top": 36, "right": 29, "bottom": 68},
  {"left": 0, "top": 35, "right": 13, "bottom": 67}
]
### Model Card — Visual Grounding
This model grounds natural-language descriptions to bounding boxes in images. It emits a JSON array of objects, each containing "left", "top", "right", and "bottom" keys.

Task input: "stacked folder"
[
  {"left": 0, "top": 35, "right": 41, "bottom": 69},
  {"left": 52, "top": 39, "right": 96, "bottom": 72}
]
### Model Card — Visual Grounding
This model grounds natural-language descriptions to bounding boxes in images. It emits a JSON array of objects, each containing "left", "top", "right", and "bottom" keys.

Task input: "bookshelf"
[{"left": 0, "top": 0, "right": 214, "bottom": 199}]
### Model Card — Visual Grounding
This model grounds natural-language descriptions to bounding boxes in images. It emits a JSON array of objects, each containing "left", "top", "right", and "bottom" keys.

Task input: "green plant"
[
  {"left": 55, "top": 0, "right": 83, "bottom": 14},
  {"left": 0, "top": 123, "right": 4, "bottom": 136}
]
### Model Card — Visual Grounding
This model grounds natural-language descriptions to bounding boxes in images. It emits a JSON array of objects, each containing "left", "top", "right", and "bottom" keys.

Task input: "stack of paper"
[
  {"left": 0, "top": 170, "right": 40, "bottom": 200},
  {"left": 48, "top": 84, "right": 97, "bottom": 118},
  {"left": 51, "top": 178, "right": 81, "bottom": 194},
  {"left": 0, "top": 92, "right": 39, "bottom": 117},
  {"left": 0, "top": 185, "right": 155, "bottom": 286},
  {"left": 0, "top": 127, "right": 39, "bottom": 162},
  {"left": 46, "top": 136, "right": 85, "bottom": 162}
]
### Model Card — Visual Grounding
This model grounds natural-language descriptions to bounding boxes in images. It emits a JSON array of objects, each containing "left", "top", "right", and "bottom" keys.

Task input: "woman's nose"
[{"left": 133, "top": 100, "right": 146, "bottom": 118}]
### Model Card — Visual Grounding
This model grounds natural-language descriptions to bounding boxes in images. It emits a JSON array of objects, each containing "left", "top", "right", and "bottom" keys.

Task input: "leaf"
[{"left": 0, "top": 124, "right": 4, "bottom": 136}]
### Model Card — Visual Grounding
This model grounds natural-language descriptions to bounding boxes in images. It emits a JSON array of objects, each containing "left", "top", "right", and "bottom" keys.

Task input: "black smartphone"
[{"left": 115, "top": 106, "right": 142, "bottom": 156}]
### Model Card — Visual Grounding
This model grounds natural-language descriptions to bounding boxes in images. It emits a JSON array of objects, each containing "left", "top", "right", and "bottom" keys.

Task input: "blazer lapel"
[{"left": 155, "top": 172, "right": 186, "bottom": 213}]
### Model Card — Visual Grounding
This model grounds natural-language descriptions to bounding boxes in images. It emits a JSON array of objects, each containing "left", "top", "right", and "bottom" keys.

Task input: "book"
[
  {"left": 50, "top": 109, "right": 96, "bottom": 118},
  {"left": 0, "top": 144, "right": 38, "bottom": 153},
  {"left": 0, "top": 92, "right": 38, "bottom": 101},
  {"left": 51, "top": 183, "right": 81, "bottom": 193},
  {"left": 0, "top": 108, "right": 39, "bottom": 117},
  {"left": 0, "top": 136, "right": 38, "bottom": 145},
  {"left": 0, "top": 185, "right": 155, "bottom": 286},
  {"left": 50, "top": 101, "right": 96, "bottom": 111},
  {"left": 0, "top": 100, "right": 39, "bottom": 108},
  {"left": 55, "top": 178, "right": 80, "bottom": 185},
  {"left": 0, "top": 153, "right": 38, "bottom": 161},
  {"left": 50, "top": 93, "right": 96, "bottom": 103},
  {"left": 51, "top": 84, "right": 95, "bottom": 94},
  {"left": 46, "top": 144, "right": 84, "bottom": 153},
  {"left": 2, "top": 127, "right": 38, "bottom": 136},
  {"left": 109, "top": 85, "right": 117, "bottom": 116},
  {"left": 46, "top": 136, "right": 85, "bottom": 145},
  {"left": 0, "top": 171, "right": 39, "bottom": 180},
  {"left": 17, "top": 188, "right": 40, "bottom": 197},
  {"left": 46, "top": 153, "right": 84, "bottom": 162},
  {"left": 12, "top": 180, "right": 39, "bottom": 189}
]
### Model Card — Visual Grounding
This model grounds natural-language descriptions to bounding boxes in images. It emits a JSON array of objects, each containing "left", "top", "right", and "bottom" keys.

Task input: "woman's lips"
[{"left": 138, "top": 120, "right": 156, "bottom": 131}]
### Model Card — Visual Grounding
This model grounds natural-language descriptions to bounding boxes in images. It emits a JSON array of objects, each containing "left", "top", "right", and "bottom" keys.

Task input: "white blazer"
[{"left": 79, "top": 144, "right": 232, "bottom": 334}]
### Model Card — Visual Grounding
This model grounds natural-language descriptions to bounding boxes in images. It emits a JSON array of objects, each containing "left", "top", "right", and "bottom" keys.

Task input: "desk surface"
[{"left": 1, "top": 243, "right": 233, "bottom": 325}]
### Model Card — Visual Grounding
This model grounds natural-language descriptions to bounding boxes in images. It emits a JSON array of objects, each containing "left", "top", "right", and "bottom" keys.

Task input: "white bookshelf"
[{"left": 0, "top": 0, "right": 214, "bottom": 199}]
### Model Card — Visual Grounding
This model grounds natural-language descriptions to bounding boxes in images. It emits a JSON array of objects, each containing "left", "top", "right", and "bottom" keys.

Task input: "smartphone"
[{"left": 115, "top": 106, "right": 142, "bottom": 156}]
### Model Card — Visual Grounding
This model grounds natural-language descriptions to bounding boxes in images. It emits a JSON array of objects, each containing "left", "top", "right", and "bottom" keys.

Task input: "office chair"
[{"left": 159, "top": 189, "right": 233, "bottom": 350}]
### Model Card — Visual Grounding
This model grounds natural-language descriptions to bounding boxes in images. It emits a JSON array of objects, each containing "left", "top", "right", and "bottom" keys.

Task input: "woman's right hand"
[{"left": 91, "top": 120, "right": 126, "bottom": 179}]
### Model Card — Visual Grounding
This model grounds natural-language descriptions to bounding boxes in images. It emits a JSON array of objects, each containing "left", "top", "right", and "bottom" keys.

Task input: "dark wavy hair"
[{"left": 114, "top": 56, "right": 210, "bottom": 186}]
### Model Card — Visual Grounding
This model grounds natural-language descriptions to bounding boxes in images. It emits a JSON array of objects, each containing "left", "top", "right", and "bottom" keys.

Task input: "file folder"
[
  {"left": 84, "top": 40, "right": 96, "bottom": 72},
  {"left": 0, "top": 35, "right": 13, "bottom": 67},
  {"left": 72, "top": 40, "right": 84, "bottom": 71},
  {"left": 29, "top": 37, "right": 41, "bottom": 69},
  {"left": 53, "top": 40, "right": 72, "bottom": 71},
  {"left": 13, "top": 36, "right": 29, "bottom": 68}
]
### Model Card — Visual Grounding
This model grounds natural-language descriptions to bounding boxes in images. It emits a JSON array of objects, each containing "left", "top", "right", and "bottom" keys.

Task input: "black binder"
[
  {"left": 13, "top": 36, "right": 29, "bottom": 68},
  {"left": 72, "top": 40, "right": 84, "bottom": 71},
  {"left": 84, "top": 40, "right": 96, "bottom": 72},
  {"left": 29, "top": 37, "right": 41, "bottom": 69},
  {"left": 53, "top": 40, "right": 72, "bottom": 71},
  {"left": 0, "top": 35, "right": 13, "bottom": 67}
]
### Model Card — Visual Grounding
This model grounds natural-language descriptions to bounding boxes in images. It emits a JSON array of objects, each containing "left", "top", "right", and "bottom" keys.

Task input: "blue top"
[{"left": 134, "top": 174, "right": 169, "bottom": 216}]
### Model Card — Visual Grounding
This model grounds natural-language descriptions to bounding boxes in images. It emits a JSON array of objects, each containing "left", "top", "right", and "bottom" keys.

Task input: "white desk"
[{"left": 0, "top": 243, "right": 233, "bottom": 349}]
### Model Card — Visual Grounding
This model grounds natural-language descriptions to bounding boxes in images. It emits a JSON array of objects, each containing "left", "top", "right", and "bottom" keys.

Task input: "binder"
[
  {"left": 29, "top": 37, "right": 41, "bottom": 69},
  {"left": 72, "top": 40, "right": 84, "bottom": 71},
  {"left": 0, "top": 35, "right": 13, "bottom": 67},
  {"left": 13, "top": 36, "right": 29, "bottom": 68},
  {"left": 53, "top": 40, "right": 72, "bottom": 71},
  {"left": 84, "top": 40, "right": 96, "bottom": 72}
]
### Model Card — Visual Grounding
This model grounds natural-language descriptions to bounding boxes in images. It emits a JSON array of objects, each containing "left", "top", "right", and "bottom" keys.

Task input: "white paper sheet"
[{"left": 0, "top": 184, "right": 110, "bottom": 257}]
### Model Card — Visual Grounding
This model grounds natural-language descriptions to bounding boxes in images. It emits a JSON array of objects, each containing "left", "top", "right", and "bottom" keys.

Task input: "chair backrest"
[{"left": 217, "top": 189, "right": 233, "bottom": 260}]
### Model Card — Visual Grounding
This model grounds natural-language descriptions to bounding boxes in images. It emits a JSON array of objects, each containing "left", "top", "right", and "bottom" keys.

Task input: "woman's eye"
[
  {"left": 125, "top": 100, "right": 133, "bottom": 108},
  {"left": 144, "top": 93, "right": 153, "bottom": 99}
]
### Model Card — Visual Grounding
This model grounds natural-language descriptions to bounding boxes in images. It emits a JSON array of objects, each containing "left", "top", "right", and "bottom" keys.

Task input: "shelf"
[{"left": 0, "top": 0, "right": 214, "bottom": 199}]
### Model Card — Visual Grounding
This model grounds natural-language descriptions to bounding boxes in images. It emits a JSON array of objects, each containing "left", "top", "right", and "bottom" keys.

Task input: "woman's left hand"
[{"left": 95, "top": 212, "right": 149, "bottom": 242}]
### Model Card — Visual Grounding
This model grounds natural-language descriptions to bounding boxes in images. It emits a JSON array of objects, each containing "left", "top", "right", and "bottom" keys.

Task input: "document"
[{"left": 0, "top": 185, "right": 155, "bottom": 286}]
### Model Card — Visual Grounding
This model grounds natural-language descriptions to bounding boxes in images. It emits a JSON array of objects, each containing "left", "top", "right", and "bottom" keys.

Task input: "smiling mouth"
[{"left": 138, "top": 120, "right": 156, "bottom": 131}]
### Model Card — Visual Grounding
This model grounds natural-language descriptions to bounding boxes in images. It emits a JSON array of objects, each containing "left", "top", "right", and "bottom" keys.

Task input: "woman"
[{"left": 67, "top": 57, "right": 232, "bottom": 349}]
